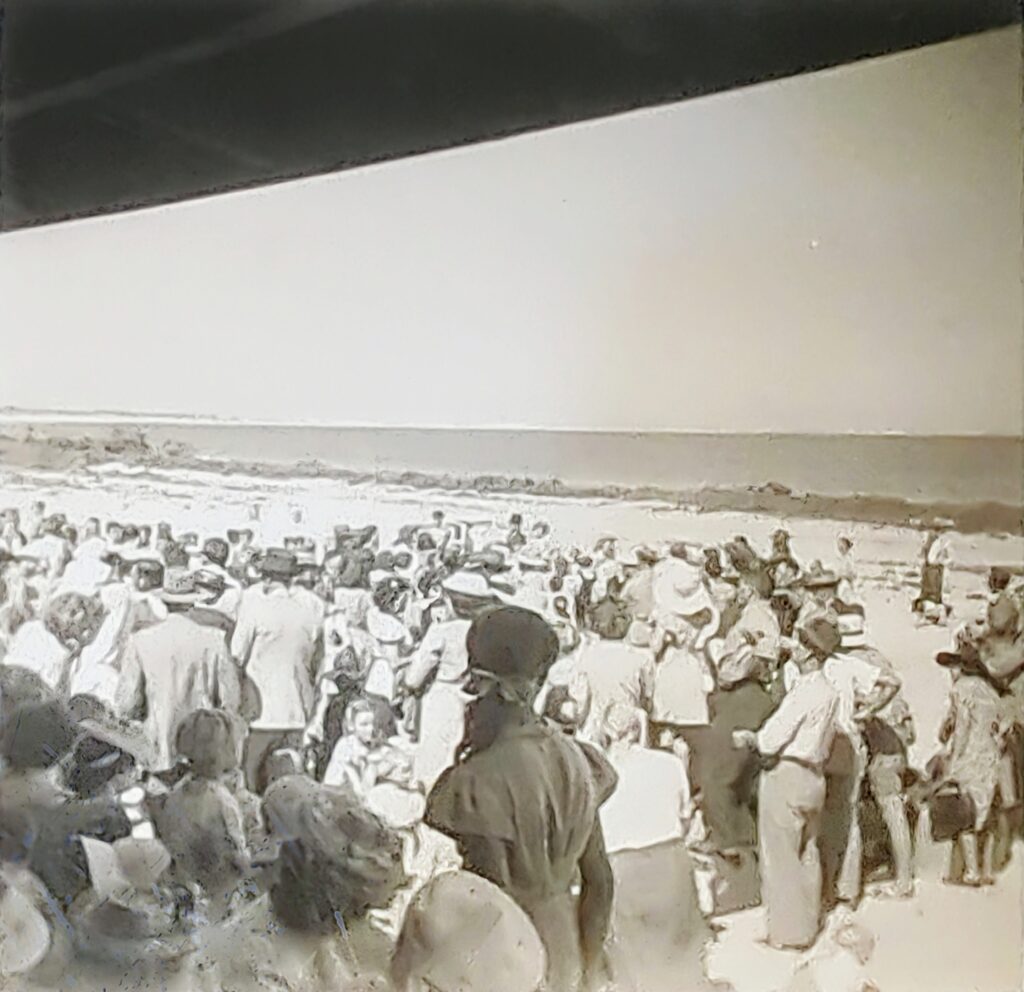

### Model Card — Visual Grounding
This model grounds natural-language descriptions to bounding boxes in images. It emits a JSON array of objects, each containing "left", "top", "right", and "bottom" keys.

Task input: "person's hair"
[
  {"left": 257, "top": 749, "right": 302, "bottom": 795},
  {"left": 44, "top": 592, "right": 104, "bottom": 649},
  {"left": 262, "top": 777, "right": 407, "bottom": 932},
  {"left": 0, "top": 700, "right": 77, "bottom": 770},
  {"left": 203, "top": 539, "right": 230, "bottom": 567},
  {"left": 0, "top": 666, "right": 53, "bottom": 726},
  {"left": 344, "top": 698, "right": 383, "bottom": 741},
  {"left": 989, "top": 567, "right": 1012, "bottom": 593},
  {"left": 417, "top": 533, "right": 436, "bottom": 552},
  {"left": 66, "top": 733, "right": 137, "bottom": 798},
  {"left": 175, "top": 709, "right": 239, "bottom": 779},
  {"left": 66, "top": 693, "right": 116, "bottom": 726},
  {"left": 601, "top": 702, "right": 642, "bottom": 748},
  {"left": 163, "top": 542, "right": 190, "bottom": 568}
]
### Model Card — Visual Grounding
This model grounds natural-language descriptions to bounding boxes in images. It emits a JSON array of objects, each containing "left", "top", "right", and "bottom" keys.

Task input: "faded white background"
[{"left": 1, "top": 27, "right": 1020, "bottom": 435}]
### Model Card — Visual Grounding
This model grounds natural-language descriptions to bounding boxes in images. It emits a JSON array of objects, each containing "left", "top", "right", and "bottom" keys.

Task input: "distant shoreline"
[{"left": 0, "top": 421, "right": 1020, "bottom": 536}]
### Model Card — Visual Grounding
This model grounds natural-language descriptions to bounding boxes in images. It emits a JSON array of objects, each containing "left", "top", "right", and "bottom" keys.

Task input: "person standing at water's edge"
[{"left": 425, "top": 606, "right": 617, "bottom": 992}]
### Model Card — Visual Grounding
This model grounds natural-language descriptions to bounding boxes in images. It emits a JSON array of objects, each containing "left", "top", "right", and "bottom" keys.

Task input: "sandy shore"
[{"left": 0, "top": 465, "right": 1021, "bottom": 991}]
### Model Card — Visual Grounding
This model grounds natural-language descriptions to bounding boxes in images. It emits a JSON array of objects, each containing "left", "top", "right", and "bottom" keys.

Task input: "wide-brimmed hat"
[
  {"left": 797, "top": 615, "right": 842, "bottom": 658},
  {"left": 654, "top": 559, "right": 716, "bottom": 619},
  {"left": 393, "top": 870, "right": 545, "bottom": 992},
  {"left": 0, "top": 871, "right": 52, "bottom": 977},
  {"left": 159, "top": 568, "right": 202, "bottom": 606},
  {"left": 443, "top": 571, "right": 502, "bottom": 602},
  {"left": 838, "top": 613, "right": 868, "bottom": 649},
  {"left": 259, "top": 548, "right": 299, "bottom": 580}
]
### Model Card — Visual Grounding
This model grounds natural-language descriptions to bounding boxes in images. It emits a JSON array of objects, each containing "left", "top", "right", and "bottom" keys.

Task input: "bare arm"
[{"left": 578, "top": 817, "right": 614, "bottom": 984}]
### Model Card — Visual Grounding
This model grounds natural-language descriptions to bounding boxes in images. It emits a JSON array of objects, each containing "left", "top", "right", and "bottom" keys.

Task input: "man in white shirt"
[
  {"left": 734, "top": 615, "right": 841, "bottom": 950},
  {"left": 231, "top": 549, "right": 326, "bottom": 791},
  {"left": 820, "top": 622, "right": 900, "bottom": 907}
]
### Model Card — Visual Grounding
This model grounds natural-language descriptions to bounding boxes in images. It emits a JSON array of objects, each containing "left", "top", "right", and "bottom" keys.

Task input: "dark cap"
[
  {"left": 466, "top": 606, "right": 559, "bottom": 684},
  {"left": 202, "top": 538, "right": 230, "bottom": 567},
  {"left": 260, "top": 548, "right": 298, "bottom": 579}
]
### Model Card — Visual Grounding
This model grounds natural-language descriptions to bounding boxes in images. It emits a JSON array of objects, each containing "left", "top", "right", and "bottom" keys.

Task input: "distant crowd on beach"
[{"left": 0, "top": 498, "right": 1022, "bottom": 992}]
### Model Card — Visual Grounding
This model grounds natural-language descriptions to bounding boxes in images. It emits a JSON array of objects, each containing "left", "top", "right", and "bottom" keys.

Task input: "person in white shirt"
[
  {"left": 819, "top": 627, "right": 900, "bottom": 908},
  {"left": 598, "top": 703, "right": 712, "bottom": 992},
  {"left": 733, "top": 615, "right": 841, "bottom": 950},
  {"left": 230, "top": 549, "right": 326, "bottom": 791},
  {"left": 571, "top": 619, "right": 655, "bottom": 747}
]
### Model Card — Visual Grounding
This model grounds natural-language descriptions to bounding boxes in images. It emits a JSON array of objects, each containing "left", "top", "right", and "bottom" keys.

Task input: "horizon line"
[{"left": 0, "top": 409, "right": 1020, "bottom": 440}]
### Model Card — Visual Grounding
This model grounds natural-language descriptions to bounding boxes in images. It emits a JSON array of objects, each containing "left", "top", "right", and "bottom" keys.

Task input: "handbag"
[{"left": 929, "top": 784, "right": 976, "bottom": 842}]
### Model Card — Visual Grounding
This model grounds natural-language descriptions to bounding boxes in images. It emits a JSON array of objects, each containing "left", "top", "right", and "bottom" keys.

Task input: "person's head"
[
  {"left": 416, "top": 532, "right": 437, "bottom": 552},
  {"left": 463, "top": 607, "right": 559, "bottom": 748},
  {"left": 590, "top": 597, "right": 630, "bottom": 641},
  {"left": 601, "top": 702, "right": 643, "bottom": 749},
  {"left": 345, "top": 699, "right": 383, "bottom": 747},
  {"left": 0, "top": 666, "right": 53, "bottom": 727},
  {"left": 259, "top": 549, "right": 299, "bottom": 586},
  {"left": 531, "top": 521, "right": 550, "bottom": 539},
  {"left": 258, "top": 749, "right": 303, "bottom": 795},
  {"left": 176, "top": 709, "right": 240, "bottom": 779},
  {"left": 0, "top": 700, "right": 77, "bottom": 772},
  {"left": 162, "top": 541, "right": 190, "bottom": 569},
  {"left": 988, "top": 596, "right": 1021, "bottom": 637},
  {"left": 431, "top": 510, "right": 445, "bottom": 525},
  {"left": 202, "top": 538, "right": 230, "bottom": 569},
  {"left": 989, "top": 567, "right": 1012, "bottom": 594},
  {"left": 430, "top": 596, "right": 456, "bottom": 625},
  {"left": 44, "top": 592, "right": 105, "bottom": 651},
  {"left": 66, "top": 730, "right": 138, "bottom": 799},
  {"left": 83, "top": 517, "right": 101, "bottom": 540},
  {"left": 508, "top": 514, "right": 523, "bottom": 529},
  {"left": 837, "top": 535, "right": 853, "bottom": 555},
  {"left": 132, "top": 559, "right": 165, "bottom": 593},
  {"left": 39, "top": 515, "right": 65, "bottom": 538},
  {"left": 159, "top": 569, "right": 204, "bottom": 612},
  {"left": 796, "top": 615, "right": 842, "bottom": 667},
  {"left": 394, "top": 551, "right": 414, "bottom": 571},
  {"left": 261, "top": 776, "right": 407, "bottom": 931},
  {"left": 772, "top": 529, "right": 791, "bottom": 553},
  {"left": 703, "top": 548, "right": 723, "bottom": 579}
]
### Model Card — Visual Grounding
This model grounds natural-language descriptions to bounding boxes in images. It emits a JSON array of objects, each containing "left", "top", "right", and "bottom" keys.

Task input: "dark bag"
[{"left": 929, "top": 785, "right": 975, "bottom": 842}]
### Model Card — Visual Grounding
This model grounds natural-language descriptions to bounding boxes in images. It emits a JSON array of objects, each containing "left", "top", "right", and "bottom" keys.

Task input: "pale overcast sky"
[{"left": 1, "top": 27, "right": 1020, "bottom": 435}]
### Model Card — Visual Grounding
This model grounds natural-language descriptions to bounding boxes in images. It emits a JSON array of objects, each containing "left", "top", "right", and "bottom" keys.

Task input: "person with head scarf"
[
  {"left": 425, "top": 606, "right": 617, "bottom": 992},
  {"left": 596, "top": 703, "right": 714, "bottom": 992},
  {"left": 401, "top": 576, "right": 498, "bottom": 790}
]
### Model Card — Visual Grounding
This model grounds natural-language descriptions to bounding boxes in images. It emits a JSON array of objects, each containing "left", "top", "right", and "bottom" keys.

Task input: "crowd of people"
[{"left": 0, "top": 498, "right": 1021, "bottom": 992}]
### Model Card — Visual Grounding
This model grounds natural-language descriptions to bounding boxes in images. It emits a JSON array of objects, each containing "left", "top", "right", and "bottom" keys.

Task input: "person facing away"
[
  {"left": 733, "top": 615, "right": 841, "bottom": 950},
  {"left": 597, "top": 703, "right": 713, "bottom": 992},
  {"left": 425, "top": 606, "right": 617, "bottom": 992},
  {"left": 149, "top": 708, "right": 250, "bottom": 919},
  {"left": 116, "top": 571, "right": 241, "bottom": 772},
  {"left": 230, "top": 549, "right": 326, "bottom": 790}
]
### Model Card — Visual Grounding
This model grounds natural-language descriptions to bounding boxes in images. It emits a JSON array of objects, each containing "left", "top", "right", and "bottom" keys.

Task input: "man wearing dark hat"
[
  {"left": 231, "top": 549, "right": 326, "bottom": 791},
  {"left": 116, "top": 570, "right": 241, "bottom": 772},
  {"left": 425, "top": 606, "right": 617, "bottom": 992},
  {"left": 733, "top": 615, "right": 841, "bottom": 950}
]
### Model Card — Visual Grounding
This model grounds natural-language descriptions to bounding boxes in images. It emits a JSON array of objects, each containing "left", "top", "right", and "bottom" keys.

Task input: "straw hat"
[
  {"left": 392, "top": 870, "right": 546, "bottom": 992},
  {"left": 0, "top": 872, "right": 51, "bottom": 977}
]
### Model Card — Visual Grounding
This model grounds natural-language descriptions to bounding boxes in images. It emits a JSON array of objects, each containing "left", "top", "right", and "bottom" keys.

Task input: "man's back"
[
  {"left": 118, "top": 614, "right": 236, "bottom": 770},
  {"left": 231, "top": 584, "right": 324, "bottom": 730},
  {"left": 601, "top": 744, "right": 686, "bottom": 854}
]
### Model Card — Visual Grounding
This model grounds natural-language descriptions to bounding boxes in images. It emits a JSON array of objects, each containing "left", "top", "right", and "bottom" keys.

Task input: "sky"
[{"left": 0, "top": 26, "right": 1020, "bottom": 436}]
